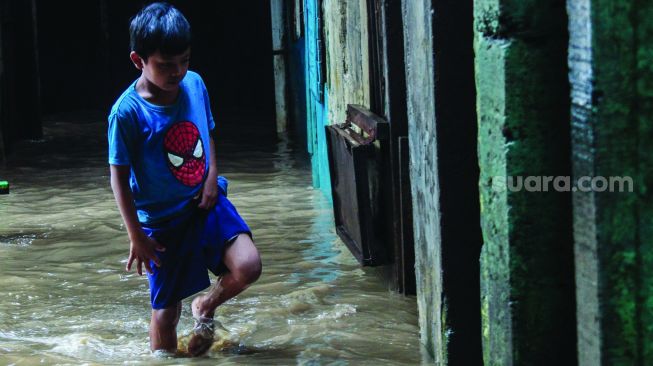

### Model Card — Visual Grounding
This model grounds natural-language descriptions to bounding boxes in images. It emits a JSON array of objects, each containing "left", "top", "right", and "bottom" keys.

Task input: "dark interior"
[
  {"left": 34, "top": 0, "right": 276, "bottom": 138},
  {"left": 432, "top": 0, "right": 483, "bottom": 364}
]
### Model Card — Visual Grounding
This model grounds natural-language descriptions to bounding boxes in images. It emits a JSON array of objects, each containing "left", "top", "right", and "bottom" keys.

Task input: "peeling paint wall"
[
  {"left": 323, "top": 0, "right": 370, "bottom": 125},
  {"left": 306, "top": 0, "right": 371, "bottom": 196}
]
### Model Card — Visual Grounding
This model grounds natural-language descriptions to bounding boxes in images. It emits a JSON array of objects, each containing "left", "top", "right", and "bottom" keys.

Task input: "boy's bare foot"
[
  {"left": 188, "top": 272, "right": 250, "bottom": 357},
  {"left": 188, "top": 317, "right": 214, "bottom": 356},
  {"left": 188, "top": 296, "right": 214, "bottom": 357}
]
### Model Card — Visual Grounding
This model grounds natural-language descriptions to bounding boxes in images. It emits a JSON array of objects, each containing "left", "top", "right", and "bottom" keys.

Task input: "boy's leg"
[
  {"left": 192, "top": 233, "right": 262, "bottom": 318},
  {"left": 150, "top": 301, "right": 182, "bottom": 352}
]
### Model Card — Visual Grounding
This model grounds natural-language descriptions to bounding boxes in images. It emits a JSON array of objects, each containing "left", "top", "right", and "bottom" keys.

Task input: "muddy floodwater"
[{"left": 0, "top": 115, "right": 425, "bottom": 365}]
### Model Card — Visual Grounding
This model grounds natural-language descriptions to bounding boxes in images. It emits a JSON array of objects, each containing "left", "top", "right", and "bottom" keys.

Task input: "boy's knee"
[
  {"left": 247, "top": 257, "right": 262, "bottom": 284},
  {"left": 152, "top": 305, "right": 180, "bottom": 328},
  {"left": 234, "top": 256, "right": 262, "bottom": 286},
  {"left": 224, "top": 234, "right": 262, "bottom": 286}
]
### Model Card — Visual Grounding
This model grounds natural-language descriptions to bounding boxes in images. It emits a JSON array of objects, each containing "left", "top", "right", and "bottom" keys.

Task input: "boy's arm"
[
  {"left": 110, "top": 164, "right": 165, "bottom": 275},
  {"left": 197, "top": 134, "right": 218, "bottom": 210}
]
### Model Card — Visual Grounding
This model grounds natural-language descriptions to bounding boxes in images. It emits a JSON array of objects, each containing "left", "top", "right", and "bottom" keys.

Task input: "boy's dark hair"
[{"left": 129, "top": 2, "right": 191, "bottom": 61}]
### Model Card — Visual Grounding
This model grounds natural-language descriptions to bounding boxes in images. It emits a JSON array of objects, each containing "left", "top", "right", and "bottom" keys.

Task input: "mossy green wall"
[
  {"left": 474, "top": 0, "right": 577, "bottom": 364},
  {"left": 569, "top": 0, "right": 653, "bottom": 364},
  {"left": 638, "top": 2, "right": 653, "bottom": 362}
]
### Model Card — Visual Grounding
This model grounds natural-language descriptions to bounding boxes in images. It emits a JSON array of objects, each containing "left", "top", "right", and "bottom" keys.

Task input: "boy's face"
[{"left": 130, "top": 48, "right": 191, "bottom": 92}]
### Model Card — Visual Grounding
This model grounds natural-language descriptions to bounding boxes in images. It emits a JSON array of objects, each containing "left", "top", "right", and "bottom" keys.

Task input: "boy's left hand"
[{"left": 197, "top": 178, "right": 218, "bottom": 210}]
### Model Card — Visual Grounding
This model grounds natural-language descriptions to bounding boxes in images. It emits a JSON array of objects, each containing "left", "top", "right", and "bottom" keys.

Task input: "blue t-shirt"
[{"left": 108, "top": 71, "right": 215, "bottom": 224}]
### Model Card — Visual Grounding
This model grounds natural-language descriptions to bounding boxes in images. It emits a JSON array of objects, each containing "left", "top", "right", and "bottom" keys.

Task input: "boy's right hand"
[{"left": 126, "top": 234, "right": 166, "bottom": 275}]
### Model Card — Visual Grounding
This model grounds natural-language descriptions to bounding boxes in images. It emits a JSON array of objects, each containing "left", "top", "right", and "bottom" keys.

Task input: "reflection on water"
[{"left": 0, "top": 114, "right": 424, "bottom": 365}]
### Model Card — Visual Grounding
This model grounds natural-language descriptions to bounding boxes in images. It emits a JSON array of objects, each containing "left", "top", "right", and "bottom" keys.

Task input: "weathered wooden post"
[
  {"left": 473, "top": 0, "right": 577, "bottom": 364},
  {"left": 568, "top": 1, "right": 653, "bottom": 364},
  {"left": 401, "top": 0, "right": 445, "bottom": 361}
]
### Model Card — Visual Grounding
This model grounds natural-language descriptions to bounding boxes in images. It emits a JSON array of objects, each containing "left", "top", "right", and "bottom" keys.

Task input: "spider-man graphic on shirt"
[{"left": 163, "top": 121, "right": 206, "bottom": 187}]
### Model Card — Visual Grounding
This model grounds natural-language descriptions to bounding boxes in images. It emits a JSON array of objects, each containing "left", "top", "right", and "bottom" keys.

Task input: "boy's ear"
[{"left": 130, "top": 51, "right": 144, "bottom": 70}]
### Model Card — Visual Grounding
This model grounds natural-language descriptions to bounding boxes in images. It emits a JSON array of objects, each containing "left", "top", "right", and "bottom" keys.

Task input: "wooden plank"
[{"left": 346, "top": 104, "right": 389, "bottom": 141}]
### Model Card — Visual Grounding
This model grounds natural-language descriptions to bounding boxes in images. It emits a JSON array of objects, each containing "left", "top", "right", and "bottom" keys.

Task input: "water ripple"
[{"left": 0, "top": 118, "right": 423, "bottom": 365}]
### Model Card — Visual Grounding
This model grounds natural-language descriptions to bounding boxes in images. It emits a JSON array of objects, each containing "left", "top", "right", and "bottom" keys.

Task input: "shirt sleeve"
[
  {"left": 201, "top": 80, "right": 216, "bottom": 131},
  {"left": 107, "top": 111, "right": 135, "bottom": 166}
]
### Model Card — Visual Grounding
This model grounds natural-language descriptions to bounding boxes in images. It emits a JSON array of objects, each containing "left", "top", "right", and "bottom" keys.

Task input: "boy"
[{"left": 107, "top": 2, "right": 261, "bottom": 357}]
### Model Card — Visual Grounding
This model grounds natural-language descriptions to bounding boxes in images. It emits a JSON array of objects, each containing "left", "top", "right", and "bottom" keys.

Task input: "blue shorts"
[{"left": 141, "top": 177, "right": 251, "bottom": 309}]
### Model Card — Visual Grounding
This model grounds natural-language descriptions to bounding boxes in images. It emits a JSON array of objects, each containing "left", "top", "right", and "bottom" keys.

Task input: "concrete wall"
[
  {"left": 474, "top": 0, "right": 577, "bottom": 364},
  {"left": 294, "top": 1, "right": 653, "bottom": 364},
  {"left": 323, "top": 0, "right": 370, "bottom": 125},
  {"left": 568, "top": 0, "right": 653, "bottom": 364},
  {"left": 401, "top": 0, "right": 444, "bottom": 362}
]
